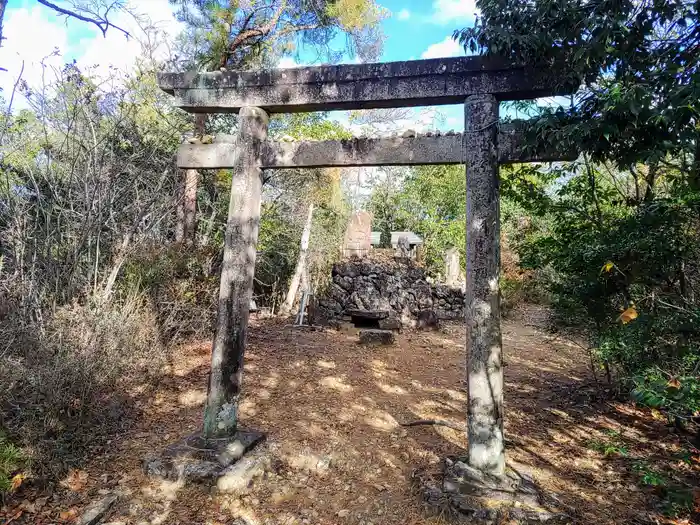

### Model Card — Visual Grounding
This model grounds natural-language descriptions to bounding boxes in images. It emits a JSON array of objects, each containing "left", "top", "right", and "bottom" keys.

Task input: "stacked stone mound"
[{"left": 319, "top": 257, "right": 465, "bottom": 321}]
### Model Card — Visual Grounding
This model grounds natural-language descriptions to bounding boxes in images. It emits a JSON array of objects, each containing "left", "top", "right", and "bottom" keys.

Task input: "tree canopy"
[
  {"left": 457, "top": 0, "right": 699, "bottom": 182},
  {"left": 170, "top": 0, "right": 385, "bottom": 70}
]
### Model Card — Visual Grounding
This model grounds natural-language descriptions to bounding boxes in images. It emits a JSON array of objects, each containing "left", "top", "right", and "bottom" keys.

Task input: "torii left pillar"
[
  {"left": 204, "top": 106, "right": 268, "bottom": 438},
  {"left": 145, "top": 107, "right": 267, "bottom": 482}
]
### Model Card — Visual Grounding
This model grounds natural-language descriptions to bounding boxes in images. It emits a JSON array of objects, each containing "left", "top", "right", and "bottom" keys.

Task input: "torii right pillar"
[{"left": 464, "top": 94, "right": 506, "bottom": 478}]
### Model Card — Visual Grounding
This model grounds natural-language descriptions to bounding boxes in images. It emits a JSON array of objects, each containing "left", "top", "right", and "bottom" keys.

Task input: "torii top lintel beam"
[{"left": 157, "top": 56, "right": 573, "bottom": 114}]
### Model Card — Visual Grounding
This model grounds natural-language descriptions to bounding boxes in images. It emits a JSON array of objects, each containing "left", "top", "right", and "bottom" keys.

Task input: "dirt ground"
[{"left": 3, "top": 311, "right": 699, "bottom": 525}]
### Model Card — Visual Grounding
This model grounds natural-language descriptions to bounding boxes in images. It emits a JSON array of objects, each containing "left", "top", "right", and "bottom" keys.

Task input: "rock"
[
  {"left": 346, "top": 309, "right": 390, "bottom": 320},
  {"left": 216, "top": 450, "right": 270, "bottom": 493},
  {"left": 77, "top": 493, "right": 119, "bottom": 525},
  {"left": 144, "top": 430, "right": 265, "bottom": 482},
  {"left": 377, "top": 317, "right": 402, "bottom": 331},
  {"left": 426, "top": 461, "right": 570, "bottom": 524},
  {"left": 359, "top": 329, "right": 395, "bottom": 345},
  {"left": 337, "top": 509, "right": 350, "bottom": 518},
  {"left": 286, "top": 451, "right": 332, "bottom": 474},
  {"left": 231, "top": 518, "right": 256, "bottom": 525},
  {"left": 416, "top": 309, "right": 439, "bottom": 331},
  {"left": 402, "top": 129, "right": 416, "bottom": 138},
  {"left": 320, "top": 257, "right": 465, "bottom": 325}
]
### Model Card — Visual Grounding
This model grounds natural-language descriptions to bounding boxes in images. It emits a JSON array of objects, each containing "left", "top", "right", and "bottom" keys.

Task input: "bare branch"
[{"left": 37, "top": 0, "right": 130, "bottom": 38}]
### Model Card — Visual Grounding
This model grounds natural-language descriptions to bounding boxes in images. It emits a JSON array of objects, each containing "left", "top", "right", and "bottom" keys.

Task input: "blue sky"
[
  {"left": 378, "top": 0, "right": 474, "bottom": 62},
  {"left": 0, "top": 0, "right": 478, "bottom": 129},
  {"left": 280, "top": 1, "right": 474, "bottom": 68}
]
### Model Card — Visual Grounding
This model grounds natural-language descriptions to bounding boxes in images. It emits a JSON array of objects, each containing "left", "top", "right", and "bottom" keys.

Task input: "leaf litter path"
[{"left": 5, "top": 315, "right": 698, "bottom": 524}]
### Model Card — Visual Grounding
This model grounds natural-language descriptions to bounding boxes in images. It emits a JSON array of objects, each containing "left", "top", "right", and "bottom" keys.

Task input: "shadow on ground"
[{"left": 6, "top": 313, "right": 699, "bottom": 524}]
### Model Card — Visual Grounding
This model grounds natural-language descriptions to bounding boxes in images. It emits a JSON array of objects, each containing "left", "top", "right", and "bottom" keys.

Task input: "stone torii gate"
[{"left": 156, "top": 56, "right": 572, "bottom": 508}]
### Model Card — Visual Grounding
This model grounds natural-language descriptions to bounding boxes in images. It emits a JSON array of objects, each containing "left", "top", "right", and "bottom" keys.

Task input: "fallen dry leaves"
[
  {"left": 59, "top": 469, "right": 88, "bottom": 492},
  {"left": 1, "top": 313, "right": 698, "bottom": 525}
]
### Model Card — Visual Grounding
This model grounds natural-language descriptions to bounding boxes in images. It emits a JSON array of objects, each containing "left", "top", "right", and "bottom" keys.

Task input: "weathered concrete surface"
[
  {"left": 144, "top": 430, "right": 265, "bottom": 481},
  {"left": 203, "top": 106, "right": 268, "bottom": 438},
  {"left": 216, "top": 448, "right": 271, "bottom": 494},
  {"left": 157, "top": 56, "right": 575, "bottom": 113},
  {"left": 464, "top": 94, "right": 506, "bottom": 477},
  {"left": 176, "top": 126, "right": 575, "bottom": 169},
  {"left": 416, "top": 459, "right": 568, "bottom": 524},
  {"left": 77, "top": 493, "right": 119, "bottom": 525},
  {"left": 358, "top": 329, "right": 395, "bottom": 345}
]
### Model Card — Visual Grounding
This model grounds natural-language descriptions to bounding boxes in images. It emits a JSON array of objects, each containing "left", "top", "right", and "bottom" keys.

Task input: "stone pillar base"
[
  {"left": 414, "top": 458, "right": 568, "bottom": 524},
  {"left": 144, "top": 430, "right": 265, "bottom": 483}
]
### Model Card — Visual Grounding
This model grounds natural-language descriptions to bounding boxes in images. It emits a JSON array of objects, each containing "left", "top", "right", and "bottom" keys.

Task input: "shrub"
[
  {"left": 122, "top": 244, "right": 220, "bottom": 341},
  {"left": 0, "top": 432, "right": 26, "bottom": 499},
  {"left": 0, "top": 292, "right": 165, "bottom": 478}
]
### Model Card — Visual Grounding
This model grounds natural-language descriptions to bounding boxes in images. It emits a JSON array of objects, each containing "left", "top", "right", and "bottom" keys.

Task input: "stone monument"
[
  {"left": 445, "top": 247, "right": 460, "bottom": 287},
  {"left": 342, "top": 211, "right": 372, "bottom": 258}
]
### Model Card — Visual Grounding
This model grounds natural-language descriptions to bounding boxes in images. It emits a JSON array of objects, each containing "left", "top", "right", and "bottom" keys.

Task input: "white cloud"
[
  {"left": 0, "top": 7, "right": 70, "bottom": 98},
  {"left": 397, "top": 9, "right": 411, "bottom": 21},
  {"left": 446, "top": 116, "right": 461, "bottom": 129},
  {"left": 431, "top": 0, "right": 478, "bottom": 25},
  {"left": 0, "top": 1, "right": 182, "bottom": 100},
  {"left": 421, "top": 36, "right": 463, "bottom": 59},
  {"left": 277, "top": 57, "right": 300, "bottom": 69},
  {"left": 76, "top": 0, "right": 183, "bottom": 79}
]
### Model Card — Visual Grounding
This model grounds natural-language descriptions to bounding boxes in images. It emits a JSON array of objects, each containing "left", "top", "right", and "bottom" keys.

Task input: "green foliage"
[
  {"left": 632, "top": 461, "right": 667, "bottom": 488},
  {"left": 461, "top": 0, "right": 699, "bottom": 419},
  {"left": 0, "top": 432, "right": 25, "bottom": 497},
  {"left": 511, "top": 162, "right": 700, "bottom": 418},
  {"left": 632, "top": 461, "right": 695, "bottom": 518},
  {"left": 660, "top": 487, "right": 695, "bottom": 517},
  {"left": 256, "top": 203, "right": 303, "bottom": 298},
  {"left": 458, "top": 0, "right": 699, "bottom": 180},
  {"left": 368, "top": 165, "right": 467, "bottom": 276},
  {"left": 631, "top": 366, "right": 700, "bottom": 423},
  {"left": 270, "top": 113, "right": 352, "bottom": 141},
  {"left": 170, "top": 0, "right": 385, "bottom": 71},
  {"left": 258, "top": 115, "right": 351, "bottom": 304},
  {"left": 586, "top": 429, "right": 629, "bottom": 457}
]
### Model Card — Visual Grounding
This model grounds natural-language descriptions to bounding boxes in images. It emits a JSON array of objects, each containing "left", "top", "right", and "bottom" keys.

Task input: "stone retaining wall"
[{"left": 319, "top": 258, "right": 465, "bottom": 321}]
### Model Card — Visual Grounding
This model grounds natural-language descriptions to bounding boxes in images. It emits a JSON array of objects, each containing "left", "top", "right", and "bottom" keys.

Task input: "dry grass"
[{"left": 0, "top": 293, "right": 166, "bottom": 479}]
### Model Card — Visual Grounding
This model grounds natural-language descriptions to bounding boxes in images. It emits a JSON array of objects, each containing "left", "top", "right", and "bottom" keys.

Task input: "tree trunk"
[
  {"left": 280, "top": 202, "right": 314, "bottom": 315},
  {"left": 203, "top": 106, "right": 268, "bottom": 438},
  {"left": 691, "top": 133, "right": 700, "bottom": 191},
  {"left": 100, "top": 232, "right": 132, "bottom": 303},
  {"left": 175, "top": 115, "right": 207, "bottom": 243},
  {"left": 464, "top": 94, "right": 505, "bottom": 478},
  {"left": 182, "top": 169, "right": 199, "bottom": 244},
  {"left": 174, "top": 173, "right": 186, "bottom": 243}
]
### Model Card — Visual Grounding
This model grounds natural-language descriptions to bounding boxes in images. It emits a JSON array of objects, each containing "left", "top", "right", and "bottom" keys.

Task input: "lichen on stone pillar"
[
  {"left": 463, "top": 93, "right": 505, "bottom": 478},
  {"left": 203, "top": 106, "right": 269, "bottom": 439}
]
